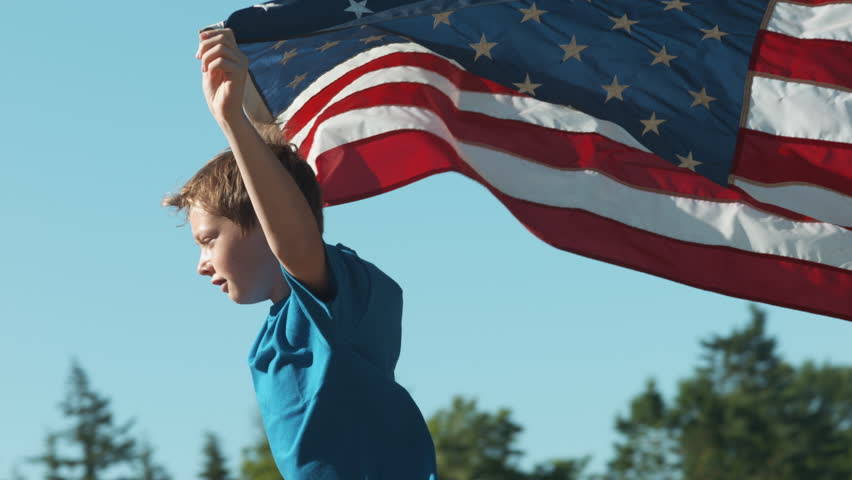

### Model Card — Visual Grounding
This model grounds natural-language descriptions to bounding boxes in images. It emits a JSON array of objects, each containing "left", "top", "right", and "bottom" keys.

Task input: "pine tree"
[
  {"left": 241, "top": 414, "right": 282, "bottom": 480},
  {"left": 134, "top": 441, "right": 172, "bottom": 480},
  {"left": 428, "top": 396, "right": 590, "bottom": 480},
  {"left": 608, "top": 380, "right": 679, "bottom": 480},
  {"left": 428, "top": 396, "right": 525, "bottom": 480},
  {"left": 606, "top": 305, "right": 852, "bottom": 480},
  {"left": 30, "top": 433, "right": 66, "bottom": 480},
  {"left": 30, "top": 360, "right": 136, "bottom": 480},
  {"left": 199, "top": 432, "right": 231, "bottom": 480}
]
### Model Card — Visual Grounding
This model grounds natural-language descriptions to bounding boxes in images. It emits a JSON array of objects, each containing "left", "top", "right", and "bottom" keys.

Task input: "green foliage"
[
  {"left": 199, "top": 432, "right": 232, "bottom": 480},
  {"left": 29, "top": 434, "right": 66, "bottom": 480},
  {"left": 428, "top": 396, "right": 525, "bottom": 480},
  {"left": 528, "top": 458, "right": 592, "bottom": 480},
  {"left": 30, "top": 360, "right": 138, "bottom": 480},
  {"left": 133, "top": 441, "right": 172, "bottom": 480},
  {"left": 607, "top": 305, "right": 852, "bottom": 480},
  {"left": 608, "top": 380, "right": 678, "bottom": 480},
  {"left": 428, "top": 396, "right": 589, "bottom": 480},
  {"left": 240, "top": 415, "right": 283, "bottom": 480}
]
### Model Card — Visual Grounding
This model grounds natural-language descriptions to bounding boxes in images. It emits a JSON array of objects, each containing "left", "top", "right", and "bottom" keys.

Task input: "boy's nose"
[{"left": 197, "top": 258, "right": 213, "bottom": 276}]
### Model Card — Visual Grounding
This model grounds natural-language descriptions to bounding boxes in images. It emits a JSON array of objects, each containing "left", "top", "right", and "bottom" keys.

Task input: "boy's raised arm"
[{"left": 196, "top": 28, "right": 328, "bottom": 297}]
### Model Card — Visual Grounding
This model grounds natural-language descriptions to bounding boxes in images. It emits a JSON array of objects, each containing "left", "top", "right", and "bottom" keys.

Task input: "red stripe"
[
  {"left": 734, "top": 129, "right": 852, "bottom": 195},
  {"left": 283, "top": 51, "right": 522, "bottom": 141},
  {"left": 303, "top": 82, "right": 816, "bottom": 221},
  {"left": 316, "top": 130, "right": 852, "bottom": 321},
  {"left": 781, "top": 0, "right": 850, "bottom": 5},
  {"left": 752, "top": 31, "right": 852, "bottom": 90}
]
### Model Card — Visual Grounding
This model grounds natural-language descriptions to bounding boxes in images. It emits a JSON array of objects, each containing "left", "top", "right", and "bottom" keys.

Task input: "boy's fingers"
[
  {"left": 205, "top": 57, "right": 243, "bottom": 76},
  {"left": 196, "top": 31, "right": 238, "bottom": 59},
  {"left": 199, "top": 28, "right": 235, "bottom": 43},
  {"left": 201, "top": 44, "right": 246, "bottom": 72}
]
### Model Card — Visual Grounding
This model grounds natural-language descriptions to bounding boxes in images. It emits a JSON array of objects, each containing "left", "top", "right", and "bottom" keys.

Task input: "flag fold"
[{"left": 216, "top": 0, "right": 852, "bottom": 321}]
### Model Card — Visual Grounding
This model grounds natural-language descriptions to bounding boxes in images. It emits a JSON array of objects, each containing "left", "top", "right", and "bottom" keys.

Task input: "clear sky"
[{"left": 2, "top": 1, "right": 850, "bottom": 479}]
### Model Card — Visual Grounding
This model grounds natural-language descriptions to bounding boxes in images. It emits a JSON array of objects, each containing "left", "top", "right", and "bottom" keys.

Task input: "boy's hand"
[{"left": 196, "top": 29, "right": 249, "bottom": 125}]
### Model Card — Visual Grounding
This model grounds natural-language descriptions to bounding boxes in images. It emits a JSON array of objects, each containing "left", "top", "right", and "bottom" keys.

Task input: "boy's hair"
[{"left": 161, "top": 140, "right": 324, "bottom": 235}]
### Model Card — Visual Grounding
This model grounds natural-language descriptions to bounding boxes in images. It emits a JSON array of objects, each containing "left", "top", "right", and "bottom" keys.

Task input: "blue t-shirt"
[{"left": 248, "top": 242, "right": 437, "bottom": 480}]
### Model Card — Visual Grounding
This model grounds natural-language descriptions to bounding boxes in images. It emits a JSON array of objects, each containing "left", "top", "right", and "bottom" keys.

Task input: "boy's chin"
[{"left": 230, "top": 290, "right": 267, "bottom": 305}]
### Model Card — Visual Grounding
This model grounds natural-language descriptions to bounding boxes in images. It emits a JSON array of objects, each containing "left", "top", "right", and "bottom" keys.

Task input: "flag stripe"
[
  {"left": 734, "top": 129, "right": 852, "bottom": 197},
  {"left": 767, "top": 1, "right": 852, "bottom": 41},
  {"left": 234, "top": 0, "right": 852, "bottom": 321},
  {"left": 280, "top": 46, "right": 517, "bottom": 137},
  {"left": 746, "top": 75, "right": 852, "bottom": 144},
  {"left": 315, "top": 130, "right": 852, "bottom": 320},
  {"left": 309, "top": 107, "right": 852, "bottom": 270},
  {"left": 731, "top": 176, "right": 852, "bottom": 227},
  {"left": 300, "top": 82, "right": 818, "bottom": 222},
  {"left": 752, "top": 31, "right": 852, "bottom": 90},
  {"left": 784, "top": 0, "right": 852, "bottom": 5},
  {"left": 735, "top": 1, "right": 852, "bottom": 227},
  {"left": 291, "top": 63, "right": 646, "bottom": 154}
]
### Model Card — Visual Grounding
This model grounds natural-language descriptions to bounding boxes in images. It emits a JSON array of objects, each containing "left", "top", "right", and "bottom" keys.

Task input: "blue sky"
[{"left": 2, "top": 1, "right": 851, "bottom": 479}]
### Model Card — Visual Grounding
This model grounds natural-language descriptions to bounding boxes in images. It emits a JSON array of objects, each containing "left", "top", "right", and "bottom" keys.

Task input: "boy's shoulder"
[{"left": 325, "top": 242, "right": 401, "bottom": 294}]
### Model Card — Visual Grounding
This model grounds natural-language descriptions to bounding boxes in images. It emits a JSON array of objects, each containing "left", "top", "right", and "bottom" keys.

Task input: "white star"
[
  {"left": 344, "top": 0, "right": 373, "bottom": 19},
  {"left": 660, "top": 0, "right": 690, "bottom": 11},
  {"left": 432, "top": 11, "right": 453, "bottom": 29},
  {"left": 318, "top": 41, "right": 340, "bottom": 52},
  {"left": 676, "top": 151, "right": 702, "bottom": 171},
  {"left": 280, "top": 48, "right": 298, "bottom": 65},
  {"left": 640, "top": 112, "right": 666, "bottom": 136},
  {"left": 559, "top": 35, "right": 589, "bottom": 62},
  {"left": 601, "top": 75, "right": 630, "bottom": 102},
  {"left": 513, "top": 73, "right": 542, "bottom": 96},
  {"left": 253, "top": 2, "right": 280, "bottom": 11},
  {"left": 700, "top": 25, "right": 729, "bottom": 41},
  {"left": 288, "top": 73, "right": 308, "bottom": 89},
  {"left": 469, "top": 33, "right": 498, "bottom": 61},
  {"left": 609, "top": 14, "right": 639, "bottom": 34},
  {"left": 360, "top": 35, "right": 386, "bottom": 44},
  {"left": 519, "top": 3, "right": 548, "bottom": 23},
  {"left": 689, "top": 87, "right": 717, "bottom": 109}
]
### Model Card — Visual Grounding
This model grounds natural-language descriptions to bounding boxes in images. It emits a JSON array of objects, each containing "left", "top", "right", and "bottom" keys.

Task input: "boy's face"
[{"left": 188, "top": 206, "right": 289, "bottom": 305}]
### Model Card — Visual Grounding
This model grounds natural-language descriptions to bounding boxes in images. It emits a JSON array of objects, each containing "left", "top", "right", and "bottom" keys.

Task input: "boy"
[{"left": 161, "top": 28, "right": 437, "bottom": 479}]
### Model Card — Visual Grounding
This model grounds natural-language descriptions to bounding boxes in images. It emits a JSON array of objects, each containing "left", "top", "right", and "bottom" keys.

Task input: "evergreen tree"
[
  {"left": 199, "top": 432, "right": 231, "bottom": 480},
  {"left": 133, "top": 441, "right": 171, "bottom": 480},
  {"left": 30, "top": 433, "right": 66, "bottom": 480},
  {"left": 673, "top": 305, "right": 799, "bottom": 480},
  {"left": 428, "top": 396, "right": 525, "bottom": 480},
  {"left": 241, "top": 415, "right": 282, "bottom": 480},
  {"left": 30, "top": 360, "right": 136, "bottom": 480},
  {"left": 428, "top": 396, "right": 590, "bottom": 480},
  {"left": 528, "top": 458, "right": 591, "bottom": 480},
  {"left": 606, "top": 305, "right": 852, "bottom": 480},
  {"left": 8, "top": 462, "right": 28, "bottom": 480},
  {"left": 608, "top": 380, "right": 679, "bottom": 480}
]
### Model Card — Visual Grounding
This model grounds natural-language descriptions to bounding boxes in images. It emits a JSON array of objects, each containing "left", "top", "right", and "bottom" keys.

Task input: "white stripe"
[
  {"left": 290, "top": 65, "right": 648, "bottom": 154},
  {"left": 278, "top": 43, "right": 462, "bottom": 124},
  {"left": 308, "top": 106, "right": 852, "bottom": 270},
  {"left": 767, "top": 2, "right": 852, "bottom": 42},
  {"left": 746, "top": 76, "right": 852, "bottom": 144},
  {"left": 731, "top": 176, "right": 852, "bottom": 227}
]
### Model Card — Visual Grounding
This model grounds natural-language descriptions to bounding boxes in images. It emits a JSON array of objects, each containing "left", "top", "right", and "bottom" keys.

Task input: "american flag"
[{"left": 210, "top": 0, "right": 852, "bottom": 321}]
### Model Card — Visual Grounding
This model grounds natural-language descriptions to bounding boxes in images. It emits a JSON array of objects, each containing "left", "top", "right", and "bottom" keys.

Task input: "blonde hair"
[{"left": 161, "top": 135, "right": 323, "bottom": 235}]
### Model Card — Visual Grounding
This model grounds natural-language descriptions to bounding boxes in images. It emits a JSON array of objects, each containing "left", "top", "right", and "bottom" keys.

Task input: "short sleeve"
[
  {"left": 280, "top": 242, "right": 403, "bottom": 374},
  {"left": 280, "top": 243, "right": 371, "bottom": 342}
]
